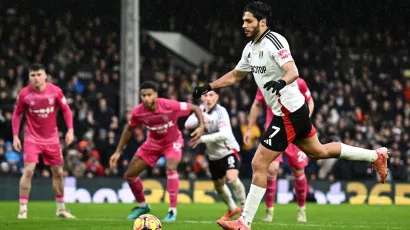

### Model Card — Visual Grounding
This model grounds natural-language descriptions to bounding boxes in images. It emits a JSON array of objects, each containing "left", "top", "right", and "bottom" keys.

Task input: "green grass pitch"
[{"left": 0, "top": 202, "right": 408, "bottom": 229}]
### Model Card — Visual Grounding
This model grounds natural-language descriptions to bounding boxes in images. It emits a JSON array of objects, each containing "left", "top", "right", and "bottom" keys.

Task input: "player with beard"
[
  {"left": 192, "top": 2, "right": 389, "bottom": 229},
  {"left": 244, "top": 78, "right": 314, "bottom": 222}
]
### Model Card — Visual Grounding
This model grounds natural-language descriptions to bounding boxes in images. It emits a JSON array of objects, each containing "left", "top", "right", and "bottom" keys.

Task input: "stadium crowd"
[{"left": 0, "top": 0, "right": 409, "bottom": 182}]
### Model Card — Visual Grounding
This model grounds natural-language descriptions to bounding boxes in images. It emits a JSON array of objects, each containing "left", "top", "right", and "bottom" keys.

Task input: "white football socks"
[
  {"left": 216, "top": 184, "right": 237, "bottom": 211},
  {"left": 56, "top": 202, "right": 66, "bottom": 211},
  {"left": 20, "top": 204, "right": 27, "bottom": 212},
  {"left": 339, "top": 143, "right": 378, "bottom": 162},
  {"left": 168, "top": 207, "right": 177, "bottom": 215},
  {"left": 228, "top": 178, "right": 246, "bottom": 209},
  {"left": 240, "top": 184, "right": 266, "bottom": 226},
  {"left": 138, "top": 202, "right": 148, "bottom": 208}
]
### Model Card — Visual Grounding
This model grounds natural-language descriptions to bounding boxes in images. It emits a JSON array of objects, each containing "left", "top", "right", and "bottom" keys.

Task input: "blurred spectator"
[
  {"left": 0, "top": 0, "right": 409, "bottom": 181},
  {"left": 390, "top": 154, "right": 408, "bottom": 181},
  {"left": 0, "top": 147, "right": 5, "bottom": 164},
  {"left": 4, "top": 141, "right": 22, "bottom": 168},
  {"left": 191, "top": 154, "right": 210, "bottom": 179},
  {"left": 84, "top": 150, "right": 105, "bottom": 177}
]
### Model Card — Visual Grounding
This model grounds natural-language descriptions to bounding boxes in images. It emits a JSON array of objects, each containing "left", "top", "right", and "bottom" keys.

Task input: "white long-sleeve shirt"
[{"left": 185, "top": 104, "right": 240, "bottom": 160}]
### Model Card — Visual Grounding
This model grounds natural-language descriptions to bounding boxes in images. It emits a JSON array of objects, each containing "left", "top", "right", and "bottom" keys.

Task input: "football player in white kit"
[
  {"left": 185, "top": 90, "right": 246, "bottom": 221},
  {"left": 192, "top": 2, "right": 389, "bottom": 229}
]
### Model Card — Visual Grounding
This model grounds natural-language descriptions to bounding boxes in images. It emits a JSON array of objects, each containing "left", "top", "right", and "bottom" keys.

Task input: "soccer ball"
[{"left": 132, "top": 214, "right": 162, "bottom": 230}]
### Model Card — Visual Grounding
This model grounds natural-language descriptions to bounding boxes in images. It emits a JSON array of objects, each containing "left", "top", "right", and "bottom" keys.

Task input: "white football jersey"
[
  {"left": 185, "top": 104, "right": 240, "bottom": 160},
  {"left": 235, "top": 29, "right": 305, "bottom": 116}
]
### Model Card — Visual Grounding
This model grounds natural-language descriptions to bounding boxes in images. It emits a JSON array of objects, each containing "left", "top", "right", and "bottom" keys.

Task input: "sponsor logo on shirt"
[
  {"left": 251, "top": 65, "right": 267, "bottom": 74},
  {"left": 145, "top": 121, "right": 174, "bottom": 134},
  {"left": 29, "top": 106, "right": 55, "bottom": 118}
]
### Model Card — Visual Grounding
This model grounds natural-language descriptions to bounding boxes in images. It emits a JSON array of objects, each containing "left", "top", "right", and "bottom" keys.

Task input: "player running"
[
  {"left": 185, "top": 90, "right": 246, "bottom": 221},
  {"left": 109, "top": 81, "right": 205, "bottom": 222},
  {"left": 244, "top": 78, "right": 314, "bottom": 222},
  {"left": 12, "top": 64, "right": 75, "bottom": 219},
  {"left": 192, "top": 2, "right": 389, "bottom": 229}
]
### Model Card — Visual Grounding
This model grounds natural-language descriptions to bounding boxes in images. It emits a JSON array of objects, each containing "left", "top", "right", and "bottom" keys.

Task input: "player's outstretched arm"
[
  {"left": 244, "top": 100, "right": 263, "bottom": 146},
  {"left": 110, "top": 125, "right": 134, "bottom": 169},
  {"left": 210, "top": 69, "right": 248, "bottom": 89},
  {"left": 188, "top": 104, "right": 205, "bottom": 142},
  {"left": 192, "top": 70, "right": 248, "bottom": 98}
]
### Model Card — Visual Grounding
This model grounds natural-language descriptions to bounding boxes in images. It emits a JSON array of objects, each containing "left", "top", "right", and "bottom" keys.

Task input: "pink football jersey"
[
  {"left": 129, "top": 98, "right": 191, "bottom": 144},
  {"left": 12, "top": 83, "right": 73, "bottom": 144}
]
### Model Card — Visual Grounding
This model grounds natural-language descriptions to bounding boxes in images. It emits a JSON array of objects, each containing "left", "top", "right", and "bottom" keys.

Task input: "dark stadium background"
[{"left": 0, "top": 0, "right": 409, "bottom": 185}]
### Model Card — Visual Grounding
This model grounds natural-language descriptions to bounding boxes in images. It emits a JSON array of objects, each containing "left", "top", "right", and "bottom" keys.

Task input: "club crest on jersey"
[
  {"left": 251, "top": 65, "right": 267, "bottom": 74},
  {"left": 259, "top": 51, "right": 263, "bottom": 58},
  {"left": 48, "top": 98, "right": 55, "bottom": 105}
]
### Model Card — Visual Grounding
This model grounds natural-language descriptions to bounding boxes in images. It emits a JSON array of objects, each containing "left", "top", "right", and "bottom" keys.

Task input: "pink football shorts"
[
  {"left": 136, "top": 138, "right": 183, "bottom": 167},
  {"left": 273, "top": 143, "right": 308, "bottom": 169},
  {"left": 283, "top": 143, "right": 308, "bottom": 168},
  {"left": 23, "top": 141, "right": 63, "bottom": 166}
]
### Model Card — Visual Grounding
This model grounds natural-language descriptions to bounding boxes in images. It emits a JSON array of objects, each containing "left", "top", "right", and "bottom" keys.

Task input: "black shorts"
[
  {"left": 208, "top": 153, "right": 240, "bottom": 180},
  {"left": 261, "top": 102, "right": 316, "bottom": 152}
]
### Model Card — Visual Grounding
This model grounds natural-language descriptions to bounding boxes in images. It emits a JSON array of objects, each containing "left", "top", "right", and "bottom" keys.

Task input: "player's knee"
[
  {"left": 123, "top": 169, "right": 131, "bottom": 180},
  {"left": 213, "top": 179, "right": 225, "bottom": 188},
  {"left": 166, "top": 165, "right": 177, "bottom": 171},
  {"left": 291, "top": 167, "right": 304, "bottom": 175},
  {"left": 52, "top": 169, "right": 64, "bottom": 179},
  {"left": 23, "top": 168, "right": 35, "bottom": 178},
  {"left": 226, "top": 174, "right": 238, "bottom": 183},
  {"left": 251, "top": 159, "right": 268, "bottom": 173},
  {"left": 226, "top": 175, "right": 238, "bottom": 183},
  {"left": 165, "top": 159, "right": 178, "bottom": 171},
  {"left": 225, "top": 169, "right": 238, "bottom": 182},
  {"left": 123, "top": 171, "right": 136, "bottom": 181},
  {"left": 267, "top": 165, "right": 279, "bottom": 178}
]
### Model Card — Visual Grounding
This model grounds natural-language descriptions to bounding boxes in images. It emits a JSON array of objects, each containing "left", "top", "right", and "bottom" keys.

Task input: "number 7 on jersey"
[
  {"left": 263, "top": 125, "right": 281, "bottom": 146},
  {"left": 269, "top": 126, "right": 281, "bottom": 138}
]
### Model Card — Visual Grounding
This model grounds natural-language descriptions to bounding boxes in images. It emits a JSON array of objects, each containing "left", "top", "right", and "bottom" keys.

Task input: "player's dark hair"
[
  {"left": 29, "top": 63, "right": 46, "bottom": 72},
  {"left": 140, "top": 81, "right": 158, "bottom": 92},
  {"left": 243, "top": 1, "right": 272, "bottom": 21}
]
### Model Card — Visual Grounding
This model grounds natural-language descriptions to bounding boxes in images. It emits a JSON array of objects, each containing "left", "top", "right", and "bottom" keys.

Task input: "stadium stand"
[{"left": 0, "top": 0, "right": 409, "bottom": 183}]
